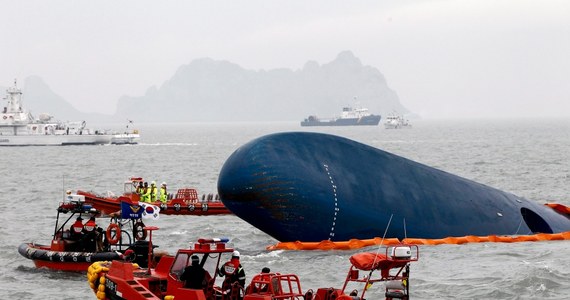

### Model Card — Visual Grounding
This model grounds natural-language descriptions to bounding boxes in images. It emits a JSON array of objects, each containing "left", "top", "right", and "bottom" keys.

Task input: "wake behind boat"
[
  {"left": 1, "top": 80, "right": 116, "bottom": 146},
  {"left": 301, "top": 104, "right": 381, "bottom": 127}
]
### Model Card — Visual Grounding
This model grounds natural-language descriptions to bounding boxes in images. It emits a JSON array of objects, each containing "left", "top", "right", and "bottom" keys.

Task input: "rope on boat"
[
  {"left": 87, "top": 261, "right": 140, "bottom": 300},
  {"left": 87, "top": 261, "right": 111, "bottom": 300}
]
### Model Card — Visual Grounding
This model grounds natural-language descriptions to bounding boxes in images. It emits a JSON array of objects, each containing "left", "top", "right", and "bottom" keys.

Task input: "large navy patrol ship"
[
  {"left": 300, "top": 105, "right": 381, "bottom": 126},
  {"left": 1, "top": 80, "right": 140, "bottom": 146},
  {"left": 217, "top": 132, "right": 570, "bottom": 242}
]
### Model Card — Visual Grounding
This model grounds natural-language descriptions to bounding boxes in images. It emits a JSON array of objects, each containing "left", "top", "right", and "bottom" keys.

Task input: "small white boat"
[
  {"left": 384, "top": 114, "right": 412, "bottom": 129},
  {"left": 0, "top": 80, "right": 116, "bottom": 146},
  {"left": 111, "top": 120, "right": 140, "bottom": 144},
  {"left": 111, "top": 132, "right": 140, "bottom": 145}
]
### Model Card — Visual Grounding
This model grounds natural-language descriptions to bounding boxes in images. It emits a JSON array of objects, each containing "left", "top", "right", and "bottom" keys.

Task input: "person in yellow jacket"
[
  {"left": 149, "top": 181, "right": 157, "bottom": 202},
  {"left": 136, "top": 181, "right": 144, "bottom": 199},
  {"left": 159, "top": 182, "right": 168, "bottom": 203},
  {"left": 141, "top": 182, "right": 150, "bottom": 202}
]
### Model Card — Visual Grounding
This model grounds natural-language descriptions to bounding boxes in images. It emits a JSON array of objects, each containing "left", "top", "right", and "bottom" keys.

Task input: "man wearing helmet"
[
  {"left": 159, "top": 182, "right": 168, "bottom": 203},
  {"left": 149, "top": 181, "right": 157, "bottom": 202},
  {"left": 219, "top": 250, "right": 246, "bottom": 299},
  {"left": 141, "top": 182, "right": 150, "bottom": 202}
]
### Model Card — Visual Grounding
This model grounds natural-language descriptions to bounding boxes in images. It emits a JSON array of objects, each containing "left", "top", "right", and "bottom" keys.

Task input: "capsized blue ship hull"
[{"left": 217, "top": 132, "right": 570, "bottom": 242}]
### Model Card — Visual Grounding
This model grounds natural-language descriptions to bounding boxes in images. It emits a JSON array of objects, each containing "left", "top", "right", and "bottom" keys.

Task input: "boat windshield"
[
  {"left": 124, "top": 178, "right": 142, "bottom": 195},
  {"left": 170, "top": 252, "right": 225, "bottom": 281}
]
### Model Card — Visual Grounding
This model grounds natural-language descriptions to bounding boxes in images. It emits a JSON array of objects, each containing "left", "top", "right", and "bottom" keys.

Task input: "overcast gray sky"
[{"left": 1, "top": 0, "right": 569, "bottom": 119}]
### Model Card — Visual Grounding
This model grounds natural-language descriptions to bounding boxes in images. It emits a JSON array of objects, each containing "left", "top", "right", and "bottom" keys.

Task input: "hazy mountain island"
[{"left": 4, "top": 51, "right": 411, "bottom": 123}]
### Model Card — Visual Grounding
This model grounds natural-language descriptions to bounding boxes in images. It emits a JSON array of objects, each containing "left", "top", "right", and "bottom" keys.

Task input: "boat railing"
[
  {"left": 175, "top": 188, "right": 199, "bottom": 201},
  {"left": 246, "top": 273, "right": 304, "bottom": 299}
]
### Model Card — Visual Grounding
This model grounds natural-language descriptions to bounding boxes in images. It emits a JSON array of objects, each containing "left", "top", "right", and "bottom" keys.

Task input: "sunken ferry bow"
[{"left": 217, "top": 132, "right": 570, "bottom": 242}]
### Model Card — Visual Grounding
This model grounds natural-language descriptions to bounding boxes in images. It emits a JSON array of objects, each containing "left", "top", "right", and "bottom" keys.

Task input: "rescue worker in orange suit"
[
  {"left": 83, "top": 216, "right": 97, "bottom": 233},
  {"left": 159, "top": 182, "right": 168, "bottom": 203},
  {"left": 71, "top": 216, "right": 84, "bottom": 238},
  {"left": 69, "top": 216, "right": 85, "bottom": 251},
  {"left": 247, "top": 267, "right": 271, "bottom": 294},
  {"left": 82, "top": 216, "right": 98, "bottom": 252},
  {"left": 219, "top": 250, "right": 246, "bottom": 299}
]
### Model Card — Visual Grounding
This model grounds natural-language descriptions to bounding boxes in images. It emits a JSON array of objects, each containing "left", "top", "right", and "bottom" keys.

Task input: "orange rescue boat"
[{"left": 78, "top": 177, "right": 232, "bottom": 216}]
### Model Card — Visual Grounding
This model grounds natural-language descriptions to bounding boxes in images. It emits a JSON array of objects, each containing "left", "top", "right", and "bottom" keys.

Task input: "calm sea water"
[{"left": 1, "top": 119, "right": 569, "bottom": 299}]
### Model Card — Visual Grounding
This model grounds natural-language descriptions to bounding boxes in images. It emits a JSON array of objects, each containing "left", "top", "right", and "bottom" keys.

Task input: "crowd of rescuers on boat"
[{"left": 136, "top": 181, "right": 168, "bottom": 203}]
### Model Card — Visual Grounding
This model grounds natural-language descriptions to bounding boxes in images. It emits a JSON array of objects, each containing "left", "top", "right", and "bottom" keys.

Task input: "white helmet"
[
  {"left": 151, "top": 181, "right": 156, "bottom": 185},
  {"left": 161, "top": 182, "right": 167, "bottom": 186},
  {"left": 232, "top": 250, "right": 240, "bottom": 258}
]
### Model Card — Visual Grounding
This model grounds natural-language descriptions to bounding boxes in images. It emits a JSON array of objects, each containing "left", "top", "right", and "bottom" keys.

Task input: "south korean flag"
[{"left": 140, "top": 202, "right": 161, "bottom": 220}]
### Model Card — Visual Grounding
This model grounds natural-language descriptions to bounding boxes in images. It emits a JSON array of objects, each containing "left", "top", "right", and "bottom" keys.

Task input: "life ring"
[
  {"left": 188, "top": 204, "right": 195, "bottom": 211},
  {"left": 133, "top": 221, "right": 147, "bottom": 241},
  {"left": 202, "top": 204, "right": 208, "bottom": 212},
  {"left": 106, "top": 223, "right": 121, "bottom": 245},
  {"left": 174, "top": 203, "right": 181, "bottom": 211},
  {"left": 2, "top": 116, "right": 6, "bottom": 119}
]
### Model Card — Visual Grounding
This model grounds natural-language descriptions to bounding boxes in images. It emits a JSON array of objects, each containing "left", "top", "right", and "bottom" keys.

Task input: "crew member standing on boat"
[
  {"left": 219, "top": 250, "right": 246, "bottom": 299},
  {"left": 141, "top": 182, "right": 150, "bottom": 202},
  {"left": 82, "top": 216, "right": 98, "bottom": 252},
  {"left": 136, "top": 181, "right": 144, "bottom": 199},
  {"left": 70, "top": 216, "right": 85, "bottom": 250},
  {"left": 150, "top": 181, "right": 157, "bottom": 202},
  {"left": 180, "top": 255, "right": 210, "bottom": 289},
  {"left": 159, "top": 182, "right": 168, "bottom": 203}
]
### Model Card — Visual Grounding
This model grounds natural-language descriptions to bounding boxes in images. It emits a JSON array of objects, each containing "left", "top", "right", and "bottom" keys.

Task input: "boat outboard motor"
[{"left": 125, "top": 240, "right": 158, "bottom": 268}]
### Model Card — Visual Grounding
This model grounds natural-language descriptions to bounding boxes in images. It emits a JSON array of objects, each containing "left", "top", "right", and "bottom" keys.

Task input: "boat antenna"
[
  {"left": 403, "top": 217, "right": 407, "bottom": 239},
  {"left": 379, "top": 213, "right": 393, "bottom": 247},
  {"left": 363, "top": 214, "right": 393, "bottom": 294},
  {"left": 62, "top": 175, "right": 65, "bottom": 201}
]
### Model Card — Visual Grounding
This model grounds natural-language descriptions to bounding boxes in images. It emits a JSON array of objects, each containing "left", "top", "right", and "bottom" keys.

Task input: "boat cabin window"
[{"left": 124, "top": 180, "right": 142, "bottom": 195}]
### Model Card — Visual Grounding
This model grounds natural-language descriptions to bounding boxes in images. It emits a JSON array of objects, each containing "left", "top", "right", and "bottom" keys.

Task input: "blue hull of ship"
[{"left": 217, "top": 132, "right": 570, "bottom": 242}]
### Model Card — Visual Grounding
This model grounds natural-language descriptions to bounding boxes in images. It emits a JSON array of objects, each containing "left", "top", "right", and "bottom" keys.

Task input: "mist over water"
[{"left": 1, "top": 119, "right": 569, "bottom": 299}]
